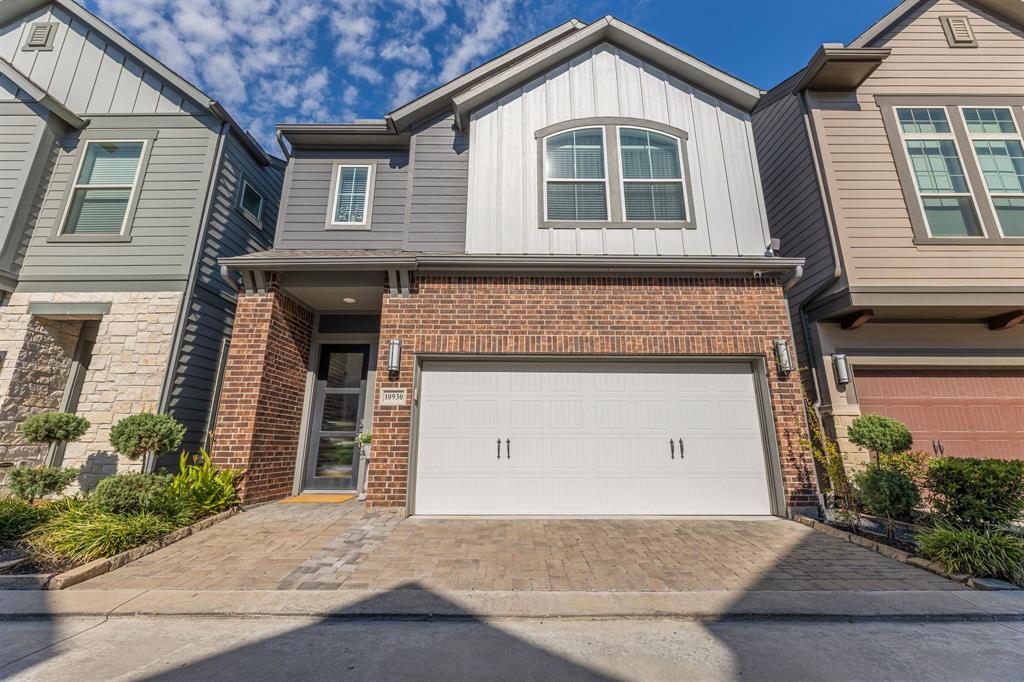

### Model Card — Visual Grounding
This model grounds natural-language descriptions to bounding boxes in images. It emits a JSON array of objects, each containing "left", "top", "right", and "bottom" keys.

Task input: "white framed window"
[
  {"left": 238, "top": 178, "right": 264, "bottom": 227},
  {"left": 617, "top": 127, "right": 687, "bottom": 221},
  {"left": 895, "top": 107, "right": 984, "bottom": 238},
  {"left": 961, "top": 107, "right": 1024, "bottom": 237},
  {"left": 60, "top": 140, "right": 145, "bottom": 236},
  {"left": 543, "top": 126, "right": 609, "bottom": 221},
  {"left": 329, "top": 164, "right": 374, "bottom": 227}
]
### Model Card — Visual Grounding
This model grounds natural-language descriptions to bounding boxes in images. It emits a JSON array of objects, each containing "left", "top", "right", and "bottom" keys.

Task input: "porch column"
[{"left": 212, "top": 280, "right": 313, "bottom": 504}]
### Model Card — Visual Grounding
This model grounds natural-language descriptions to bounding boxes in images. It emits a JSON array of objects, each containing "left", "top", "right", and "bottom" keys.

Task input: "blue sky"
[{"left": 83, "top": 0, "right": 898, "bottom": 152}]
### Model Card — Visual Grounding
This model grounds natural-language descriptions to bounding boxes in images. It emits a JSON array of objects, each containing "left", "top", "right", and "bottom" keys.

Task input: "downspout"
[
  {"left": 796, "top": 90, "right": 843, "bottom": 403},
  {"left": 276, "top": 129, "right": 290, "bottom": 160},
  {"left": 151, "top": 121, "right": 229, "bottom": 472}
]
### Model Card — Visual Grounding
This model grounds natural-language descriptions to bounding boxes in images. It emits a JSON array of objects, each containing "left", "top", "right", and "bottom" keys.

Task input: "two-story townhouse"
[
  {"left": 0, "top": 0, "right": 284, "bottom": 488},
  {"left": 213, "top": 17, "right": 820, "bottom": 517},
  {"left": 752, "top": 0, "right": 1024, "bottom": 465}
]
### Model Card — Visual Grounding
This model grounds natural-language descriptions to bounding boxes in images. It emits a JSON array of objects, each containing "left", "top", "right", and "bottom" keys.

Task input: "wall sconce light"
[
  {"left": 387, "top": 339, "right": 402, "bottom": 374},
  {"left": 833, "top": 353, "right": 850, "bottom": 387},
  {"left": 773, "top": 338, "right": 793, "bottom": 375}
]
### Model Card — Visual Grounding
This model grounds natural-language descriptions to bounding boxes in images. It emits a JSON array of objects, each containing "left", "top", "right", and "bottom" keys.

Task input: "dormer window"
[
  {"left": 537, "top": 118, "right": 694, "bottom": 228},
  {"left": 543, "top": 128, "right": 609, "bottom": 221}
]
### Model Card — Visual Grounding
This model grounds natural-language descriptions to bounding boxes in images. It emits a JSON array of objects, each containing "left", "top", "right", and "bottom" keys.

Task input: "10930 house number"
[{"left": 379, "top": 388, "right": 407, "bottom": 406}]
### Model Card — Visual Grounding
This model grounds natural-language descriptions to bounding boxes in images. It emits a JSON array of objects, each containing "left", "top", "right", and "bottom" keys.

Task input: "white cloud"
[
  {"left": 380, "top": 40, "right": 432, "bottom": 66},
  {"left": 440, "top": 0, "right": 515, "bottom": 81},
  {"left": 390, "top": 68, "right": 427, "bottom": 108}
]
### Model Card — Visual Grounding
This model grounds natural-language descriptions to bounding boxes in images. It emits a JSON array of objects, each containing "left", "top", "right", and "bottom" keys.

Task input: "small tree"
[
  {"left": 109, "top": 413, "right": 186, "bottom": 466},
  {"left": 6, "top": 466, "right": 80, "bottom": 502},
  {"left": 853, "top": 467, "right": 920, "bottom": 539},
  {"left": 847, "top": 414, "right": 913, "bottom": 465},
  {"left": 20, "top": 412, "right": 90, "bottom": 450}
]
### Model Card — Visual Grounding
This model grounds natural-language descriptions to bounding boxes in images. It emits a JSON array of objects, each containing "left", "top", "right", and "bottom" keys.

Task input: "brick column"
[{"left": 213, "top": 284, "right": 313, "bottom": 504}]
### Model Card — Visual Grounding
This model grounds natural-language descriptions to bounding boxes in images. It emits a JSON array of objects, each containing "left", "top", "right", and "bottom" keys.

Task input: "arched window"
[
  {"left": 618, "top": 128, "right": 686, "bottom": 221},
  {"left": 543, "top": 127, "right": 609, "bottom": 221}
]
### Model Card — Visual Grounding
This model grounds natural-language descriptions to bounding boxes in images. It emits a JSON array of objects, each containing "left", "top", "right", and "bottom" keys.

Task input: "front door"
[{"left": 304, "top": 345, "right": 371, "bottom": 491}]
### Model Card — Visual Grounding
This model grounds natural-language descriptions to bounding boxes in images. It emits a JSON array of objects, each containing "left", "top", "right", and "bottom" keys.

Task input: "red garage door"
[{"left": 854, "top": 369, "right": 1024, "bottom": 460}]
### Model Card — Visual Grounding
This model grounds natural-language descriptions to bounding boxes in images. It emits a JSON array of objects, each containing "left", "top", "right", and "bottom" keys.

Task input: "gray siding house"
[
  {"left": 0, "top": 0, "right": 284, "bottom": 486},
  {"left": 211, "top": 17, "right": 821, "bottom": 518},
  {"left": 751, "top": 0, "right": 1024, "bottom": 464}
]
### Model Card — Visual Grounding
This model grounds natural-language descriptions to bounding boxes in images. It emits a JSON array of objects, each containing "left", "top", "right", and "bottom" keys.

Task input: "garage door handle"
[
  {"left": 497, "top": 438, "right": 501, "bottom": 459},
  {"left": 506, "top": 438, "right": 511, "bottom": 459},
  {"left": 669, "top": 439, "right": 675, "bottom": 459},
  {"left": 678, "top": 438, "right": 684, "bottom": 459}
]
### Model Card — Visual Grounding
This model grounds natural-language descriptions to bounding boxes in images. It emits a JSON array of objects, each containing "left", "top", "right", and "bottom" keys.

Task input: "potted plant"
[{"left": 109, "top": 412, "right": 186, "bottom": 471}]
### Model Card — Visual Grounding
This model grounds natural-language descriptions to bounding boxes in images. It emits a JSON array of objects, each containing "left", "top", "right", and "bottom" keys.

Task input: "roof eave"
[
  {"left": 0, "top": 57, "right": 86, "bottom": 128},
  {"left": 791, "top": 45, "right": 891, "bottom": 93}
]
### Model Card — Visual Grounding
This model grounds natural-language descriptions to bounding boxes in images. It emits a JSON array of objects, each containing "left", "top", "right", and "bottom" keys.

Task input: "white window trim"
[
  {"left": 894, "top": 107, "right": 986, "bottom": 239},
  {"left": 328, "top": 163, "right": 375, "bottom": 229},
  {"left": 542, "top": 125, "right": 611, "bottom": 223},
  {"left": 615, "top": 125, "right": 689, "bottom": 223},
  {"left": 959, "top": 105, "right": 1024, "bottom": 238},
  {"left": 58, "top": 139, "right": 147, "bottom": 237},
  {"left": 238, "top": 178, "right": 264, "bottom": 228}
]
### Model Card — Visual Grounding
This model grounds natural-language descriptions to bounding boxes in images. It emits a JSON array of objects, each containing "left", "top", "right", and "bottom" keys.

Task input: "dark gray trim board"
[{"left": 26, "top": 302, "right": 111, "bottom": 317}]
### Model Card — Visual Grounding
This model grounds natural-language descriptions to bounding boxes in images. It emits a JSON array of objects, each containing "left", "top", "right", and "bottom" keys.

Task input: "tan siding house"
[{"left": 752, "top": 0, "right": 1024, "bottom": 464}]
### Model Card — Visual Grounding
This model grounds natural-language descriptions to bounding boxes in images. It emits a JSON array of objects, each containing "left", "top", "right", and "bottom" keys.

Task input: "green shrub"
[
  {"left": 89, "top": 473, "right": 191, "bottom": 523},
  {"left": 109, "top": 413, "right": 186, "bottom": 461},
  {"left": 19, "top": 412, "right": 90, "bottom": 445},
  {"left": 847, "top": 414, "right": 913, "bottom": 459},
  {"left": 918, "top": 526, "right": 1024, "bottom": 584},
  {"left": 800, "top": 388, "right": 856, "bottom": 523},
  {"left": 171, "top": 449, "right": 243, "bottom": 516},
  {"left": 853, "top": 466, "right": 920, "bottom": 536},
  {"left": 5, "top": 466, "right": 79, "bottom": 502},
  {"left": 924, "top": 458, "right": 1024, "bottom": 529},
  {"left": 0, "top": 497, "right": 48, "bottom": 543},
  {"left": 28, "top": 504, "right": 177, "bottom": 564},
  {"left": 879, "top": 450, "right": 931, "bottom": 483}
]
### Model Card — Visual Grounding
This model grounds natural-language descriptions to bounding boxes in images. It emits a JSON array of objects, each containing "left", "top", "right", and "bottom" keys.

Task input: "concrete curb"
[
  {"left": 43, "top": 507, "right": 241, "bottom": 591},
  {"left": 1, "top": 588, "right": 1023, "bottom": 621},
  {"left": 793, "top": 515, "right": 974, "bottom": 587}
]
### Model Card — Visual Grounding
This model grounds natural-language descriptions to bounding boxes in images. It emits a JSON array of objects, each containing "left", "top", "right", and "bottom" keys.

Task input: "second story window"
[
  {"left": 330, "top": 164, "right": 373, "bottom": 226},
  {"left": 544, "top": 128, "right": 608, "bottom": 221},
  {"left": 897, "top": 108, "right": 982, "bottom": 238},
  {"left": 964, "top": 107, "right": 1024, "bottom": 237},
  {"left": 238, "top": 179, "right": 264, "bottom": 227},
  {"left": 61, "top": 140, "right": 145, "bottom": 235},
  {"left": 619, "top": 128, "right": 686, "bottom": 221}
]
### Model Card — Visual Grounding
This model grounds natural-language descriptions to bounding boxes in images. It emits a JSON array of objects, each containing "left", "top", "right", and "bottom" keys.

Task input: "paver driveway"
[{"left": 78, "top": 501, "right": 960, "bottom": 592}]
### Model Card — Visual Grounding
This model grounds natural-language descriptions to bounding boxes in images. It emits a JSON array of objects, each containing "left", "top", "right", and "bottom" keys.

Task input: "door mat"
[{"left": 280, "top": 494, "right": 356, "bottom": 504}]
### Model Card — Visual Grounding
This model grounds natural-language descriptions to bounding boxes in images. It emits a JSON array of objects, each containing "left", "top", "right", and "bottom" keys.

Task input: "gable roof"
[
  {"left": 0, "top": 56, "right": 85, "bottom": 128},
  {"left": 849, "top": 0, "right": 1024, "bottom": 48},
  {"left": 0, "top": 0, "right": 276, "bottom": 165}
]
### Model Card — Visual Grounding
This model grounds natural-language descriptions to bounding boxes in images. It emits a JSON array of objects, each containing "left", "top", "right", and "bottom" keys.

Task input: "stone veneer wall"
[
  {"left": 211, "top": 285, "right": 313, "bottom": 504},
  {"left": 0, "top": 291, "right": 181, "bottom": 490},
  {"left": 368, "top": 274, "right": 820, "bottom": 513}
]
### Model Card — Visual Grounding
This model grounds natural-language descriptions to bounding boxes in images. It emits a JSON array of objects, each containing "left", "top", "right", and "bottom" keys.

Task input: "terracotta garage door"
[
  {"left": 855, "top": 369, "right": 1024, "bottom": 460},
  {"left": 412, "top": 360, "right": 776, "bottom": 515}
]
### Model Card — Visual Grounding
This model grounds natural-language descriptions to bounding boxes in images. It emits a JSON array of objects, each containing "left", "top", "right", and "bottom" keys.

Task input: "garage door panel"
[
  {"left": 856, "top": 369, "right": 1024, "bottom": 460},
  {"left": 414, "top": 361, "right": 773, "bottom": 515}
]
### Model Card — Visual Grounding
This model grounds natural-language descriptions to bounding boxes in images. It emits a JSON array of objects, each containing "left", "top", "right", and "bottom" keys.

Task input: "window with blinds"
[
  {"left": 62, "top": 141, "right": 144, "bottom": 235},
  {"left": 619, "top": 128, "right": 686, "bottom": 221},
  {"left": 544, "top": 128, "right": 608, "bottom": 221},
  {"left": 331, "top": 165, "right": 372, "bottom": 225},
  {"left": 964, "top": 108, "right": 1024, "bottom": 237}
]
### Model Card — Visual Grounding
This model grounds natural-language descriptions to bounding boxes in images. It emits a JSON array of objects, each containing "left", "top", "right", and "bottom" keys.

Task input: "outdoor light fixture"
[
  {"left": 833, "top": 353, "right": 850, "bottom": 387},
  {"left": 342, "top": 297, "right": 356, "bottom": 304},
  {"left": 387, "top": 339, "right": 402, "bottom": 374},
  {"left": 764, "top": 237, "right": 781, "bottom": 257},
  {"left": 773, "top": 338, "right": 793, "bottom": 375}
]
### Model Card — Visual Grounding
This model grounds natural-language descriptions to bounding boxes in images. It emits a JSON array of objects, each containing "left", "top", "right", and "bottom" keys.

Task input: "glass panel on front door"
[{"left": 305, "top": 345, "right": 370, "bottom": 491}]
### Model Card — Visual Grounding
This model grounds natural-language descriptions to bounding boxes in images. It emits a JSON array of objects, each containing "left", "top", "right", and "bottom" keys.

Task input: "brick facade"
[
  {"left": 212, "top": 285, "right": 313, "bottom": 504},
  {"left": 367, "top": 274, "right": 819, "bottom": 513}
]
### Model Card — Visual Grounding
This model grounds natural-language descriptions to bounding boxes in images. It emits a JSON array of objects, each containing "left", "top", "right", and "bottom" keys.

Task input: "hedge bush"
[
  {"left": 853, "top": 466, "right": 920, "bottom": 534},
  {"left": 109, "top": 413, "right": 186, "bottom": 461},
  {"left": 5, "top": 466, "right": 79, "bottom": 502},
  {"left": 89, "top": 473, "right": 191, "bottom": 523},
  {"left": 879, "top": 450, "right": 931, "bottom": 483},
  {"left": 19, "top": 412, "right": 90, "bottom": 445},
  {"left": 918, "top": 526, "right": 1024, "bottom": 585},
  {"left": 924, "top": 458, "right": 1024, "bottom": 529},
  {"left": 847, "top": 414, "right": 913, "bottom": 457}
]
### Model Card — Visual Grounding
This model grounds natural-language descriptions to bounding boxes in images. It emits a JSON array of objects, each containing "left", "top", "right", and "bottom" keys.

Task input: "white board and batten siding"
[
  {"left": 0, "top": 3, "right": 195, "bottom": 116},
  {"left": 465, "top": 44, "right": 770, "bottom": 256}
]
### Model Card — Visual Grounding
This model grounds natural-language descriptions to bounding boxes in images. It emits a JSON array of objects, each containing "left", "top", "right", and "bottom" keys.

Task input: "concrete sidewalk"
[{"left": 2, "top": 587, "right": 1023, "bottom": 621}]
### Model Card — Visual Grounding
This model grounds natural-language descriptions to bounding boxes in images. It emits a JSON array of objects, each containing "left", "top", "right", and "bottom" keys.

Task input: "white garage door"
[{"left": 413, "top": 360, "right": 775, "bottom": 515}]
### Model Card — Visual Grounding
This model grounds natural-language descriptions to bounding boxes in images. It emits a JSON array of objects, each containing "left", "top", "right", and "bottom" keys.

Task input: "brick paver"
[{"left": 78, "top": 501, "right": 962, "bottom": 592}]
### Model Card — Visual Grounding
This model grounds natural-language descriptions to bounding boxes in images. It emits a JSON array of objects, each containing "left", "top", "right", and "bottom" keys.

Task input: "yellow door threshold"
[{"left": 280, "top": 493, "right": 356, "bottom": 504}]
